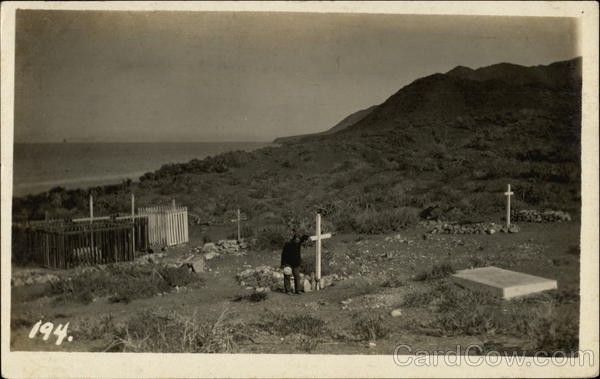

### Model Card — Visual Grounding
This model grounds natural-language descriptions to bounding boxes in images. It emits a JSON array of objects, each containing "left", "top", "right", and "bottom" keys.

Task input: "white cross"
[
  {"left": 504, "top": 184, "right": 514, "bottom": 227},
  {"left": 229, "top": 209, "right": 247, "bottom": 241},
  {"left": 310, "top": 213, "right": 332, "bottom": 291}
]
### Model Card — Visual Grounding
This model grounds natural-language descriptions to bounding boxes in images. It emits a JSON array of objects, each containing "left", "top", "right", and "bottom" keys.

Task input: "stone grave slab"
[{"left": 451, "top": 266, "right": 557, "bottom": 299}]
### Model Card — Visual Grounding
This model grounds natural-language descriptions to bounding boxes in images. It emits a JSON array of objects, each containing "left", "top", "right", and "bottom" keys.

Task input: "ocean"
[{"left": 12, "top": 142, "right": 270, "bottom": 197}]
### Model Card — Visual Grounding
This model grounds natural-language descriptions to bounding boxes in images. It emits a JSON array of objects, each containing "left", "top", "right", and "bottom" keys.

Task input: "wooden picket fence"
[
  {"left": 138, "top": 206, "right": 189, "bottom": 247},
  {"left": 12, "top": 217, "right": 148, "bottom": 269}
]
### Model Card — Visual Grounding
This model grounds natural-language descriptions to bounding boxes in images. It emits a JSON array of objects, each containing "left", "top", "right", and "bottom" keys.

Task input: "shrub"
[
  {"left": 414, "top": 263, "right": 455, "bottom": 281},
  {"left": 352, "top": 313, "right": 388, "bottom": 341},
  {"left": 49, "top": 264, "right": 203, "bottom": 305},
  {"left": 106, "top": 308, "right": 253, "bottom": 353},
  {"left": 233, "top": 292, "right": 268, "bottom": 302},
  {"left": 73, "top": 314, "right": 117, "bottom": 341},
  {"left": 403, "top": 280, "right": 578, "bottom": 351},
  {"left": 351, "top": 207, "right": 419, "bottom": 234},
  {"left": 259, "top": 309, "right": 329, "bottom": 338},
  {"left": 159, "top": 266, "right": 204, "bottom": 287},
  {"left": 299, "top": 334, "right": 322, "bottom": 352},
  {"left": 254, "top": 225, "right": 289, "bottom": 251},
  {"left": 526, "top": 304, "right": 579, "bottom": 353}
]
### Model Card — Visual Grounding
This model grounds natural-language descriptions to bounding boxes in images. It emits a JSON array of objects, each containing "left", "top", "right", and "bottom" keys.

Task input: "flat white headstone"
[{"left": 451, "top": 266, "right": 557, "bottom": 299}]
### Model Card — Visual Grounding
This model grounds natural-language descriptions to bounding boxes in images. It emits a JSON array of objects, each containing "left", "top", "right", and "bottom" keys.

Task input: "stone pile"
[
  {"left": 236, "top": 265, "right": 340, "bottom": 293},
  {"left": 419, "top": 220, "right": 519, "bottom": 234},
  {"left": 190, "top": 239, "right": 249, "bottom": 261},
  {"left": 511, "top": 209, "right": 572, "bottom": 223},
  {"left": 134, "top": 252, "right": 166, "bottom": 265}
]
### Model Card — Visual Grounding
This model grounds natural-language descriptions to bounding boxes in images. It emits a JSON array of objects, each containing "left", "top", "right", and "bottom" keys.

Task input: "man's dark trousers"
[{"left": 284, "top": 266, "right": 302, "bottom": 293}]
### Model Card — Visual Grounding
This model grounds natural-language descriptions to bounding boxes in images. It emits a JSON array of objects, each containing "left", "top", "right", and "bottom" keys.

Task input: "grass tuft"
[
  {"left": 414, "top": 263, "right": 455, "bottom": 281},
  {"left": 233, "top": 292, "right": 268, "bottom": 302},
  {"left": 48, "top": 264, "right": 204, "bottom": 305},
  {"left": 258, "top": 309, "right": 328, "bottom": 338},
  {"left": 351, "top": 312, "right": 388, "bottom": 341}
]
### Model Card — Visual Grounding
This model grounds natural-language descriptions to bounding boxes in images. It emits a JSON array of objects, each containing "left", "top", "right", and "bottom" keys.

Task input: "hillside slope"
[
  {"left": 14, "top": 58, "right": 582, "bottom": 239},
  {"left": 273, "top": 105, "right": 377, "bottom": 144}
]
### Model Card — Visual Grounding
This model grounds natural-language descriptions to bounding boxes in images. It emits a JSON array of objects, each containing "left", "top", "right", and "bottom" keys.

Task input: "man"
[{"left": 281, "top": 233, "right": 309, "bottom": 295}]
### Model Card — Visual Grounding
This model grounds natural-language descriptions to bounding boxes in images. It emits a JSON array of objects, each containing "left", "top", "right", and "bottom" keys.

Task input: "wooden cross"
[
  {"left": 310, "top": 213, "right": 332, "bottom": 291},
  {"left": 504, "top": 184, "right": 514, "bottom": 227},
  {"left": 229, "top": 209, "right": 247, "bottom": 241}
]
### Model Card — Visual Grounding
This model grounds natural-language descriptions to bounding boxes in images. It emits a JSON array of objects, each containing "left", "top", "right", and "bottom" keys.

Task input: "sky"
[{"left": 14, "top": 11, "right": 579, "bottom": 143}]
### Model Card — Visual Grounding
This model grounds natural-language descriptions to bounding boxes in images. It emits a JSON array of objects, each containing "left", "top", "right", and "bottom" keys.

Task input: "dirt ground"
[{"left": 10, "top": 220, "right": 580, "bottom": 354}]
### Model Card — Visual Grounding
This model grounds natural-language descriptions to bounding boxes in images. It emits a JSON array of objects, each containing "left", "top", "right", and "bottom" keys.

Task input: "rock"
[
  {"left": 368, "top": 342, "right": 376, "bottom": 348},
  {"left": 390, "top": 308, "right": 402, "bottom": 317},
  {"left": 204, "top": 252, "right": 219, "bottom": 260},
  {"left": 303, "top": 279, "right": 312, "bottom": 293},
  {"left": 341, "top": 298, "right": 352, "bottom": 305},
  {"left": 202, "top": 242, "right": 217, "bottom": 253},
  {"left": 319, "top": 277, "right": 327, "bottom": 288},
  {"left": 508, "top": 224, "right": 520, "bottom": 233},
  {"left": 190, "top": 257, "right": 206, "bottom": 273}
]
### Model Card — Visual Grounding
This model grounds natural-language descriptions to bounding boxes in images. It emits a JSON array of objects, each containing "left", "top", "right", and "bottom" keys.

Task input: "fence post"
[
  {"left": 131, "top": 193, "right": 135, "bottom": 256},
  {"left": 89, "top": 194, "right": 94, "bottom": 252}
]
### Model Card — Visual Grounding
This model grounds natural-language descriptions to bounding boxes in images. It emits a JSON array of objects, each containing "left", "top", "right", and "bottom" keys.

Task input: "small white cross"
[
  {"left": 229, "top": 209, "right": 247, "bottom": 241},
  {"left": 504, "top": 184, "right": 514, "bottom": 227},
  {"left": 310, "top": 213, "right": 332, "bottom": 291}
]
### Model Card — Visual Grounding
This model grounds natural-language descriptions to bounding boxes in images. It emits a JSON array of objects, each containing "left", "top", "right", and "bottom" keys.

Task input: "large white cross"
[
  {"left": 504, "top": 184, "right": 514, "bottom": 227},
  {"left": 310, "top": 213, "right": 332, "bottom": 291}
]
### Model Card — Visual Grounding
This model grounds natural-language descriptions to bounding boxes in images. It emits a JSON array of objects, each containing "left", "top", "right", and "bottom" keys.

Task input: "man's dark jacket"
[{"left": 281, "top": 235, "right": 308, "bottom": 268}]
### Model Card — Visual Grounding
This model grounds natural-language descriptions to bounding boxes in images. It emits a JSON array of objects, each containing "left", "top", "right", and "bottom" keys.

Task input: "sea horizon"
[{"left": 12, "top": 141, "right": 272, "bottom": 197}]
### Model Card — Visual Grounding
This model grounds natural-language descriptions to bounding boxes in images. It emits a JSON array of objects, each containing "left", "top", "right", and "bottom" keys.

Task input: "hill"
[
  {"left": 13, "top": 57, "right": 582, "bottom": 240},
  {"left": 272, "top": 105, "right": 377, "bottom": 144}
]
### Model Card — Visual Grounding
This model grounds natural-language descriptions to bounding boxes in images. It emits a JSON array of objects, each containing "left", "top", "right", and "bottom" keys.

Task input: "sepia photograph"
[{"left": 1, "top": 1, "right": 598, "bottom": 378}]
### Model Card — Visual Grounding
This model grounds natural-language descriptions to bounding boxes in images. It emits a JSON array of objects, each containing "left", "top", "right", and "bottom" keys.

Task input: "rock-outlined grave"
[
  {"left": 451, "top": 266, "right": 557, "bottom": 299},
  {"left": 236, "top": 265, "right": 341, "bottom": 293}
]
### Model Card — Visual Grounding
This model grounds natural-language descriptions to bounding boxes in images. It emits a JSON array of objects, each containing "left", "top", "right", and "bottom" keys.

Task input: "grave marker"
[
  {"left": 451, "top": 266, "right": 557, "bottom": 299},
  {"left": 230, "top": 209, "right": 247, "bottom": 241},
  {"left": 310, "top": 213, "right": 332, "bottom": 291},
  {"left": 131, "top": 193, "right": 135, "bottom": 253},
  {"left": 504, "top": 184, "right": 514, "bottom": 227}
]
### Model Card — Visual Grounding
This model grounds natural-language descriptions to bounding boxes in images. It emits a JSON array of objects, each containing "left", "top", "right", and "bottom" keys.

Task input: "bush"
[
  {"left": 352, "top": 313, "right": 388, "bottom": 341},
  {"left": 106, "top": 308, "right": 253, "bottom": 353},
  {"left": 414, "top": 263, "right": 455, "bottom": 281},
  {"left": 351, "top": 207, "right": 419, "bottom": 234},
  {"left": 404, "top": 280, "right": 579, "bottom": 351},
  {"left": 233, "top": 292, "right": 268, "bottom": 302},
  {"left": 259, "top": 309, "right": 329, "bottom": 338},
  {"left": 49, "top": 264, "right": 203, "bottom": 305},
  {"left": 526, "top": 304, "right": 579, "bottom": 353},
  {"left": 159, "top": 266, "right": 204, "bottom": 287},
  {"left": 254, "top": 225, "right": 289, "bottom": 251}
]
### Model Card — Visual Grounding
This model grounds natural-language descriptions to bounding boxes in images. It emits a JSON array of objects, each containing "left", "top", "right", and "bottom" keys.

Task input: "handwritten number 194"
[{"left": 28, "top": 320, "right": 71, "bottom": 345}]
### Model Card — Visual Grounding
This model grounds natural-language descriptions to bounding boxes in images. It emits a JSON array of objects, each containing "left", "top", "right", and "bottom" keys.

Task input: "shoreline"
[{"left": 12, "top": 141, "right": 273, "bottom": 198}]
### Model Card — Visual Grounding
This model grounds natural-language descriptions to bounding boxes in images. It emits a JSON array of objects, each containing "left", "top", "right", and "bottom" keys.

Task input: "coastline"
[{"left": 12, "top": 141, "right": 272, "bottom": 198}]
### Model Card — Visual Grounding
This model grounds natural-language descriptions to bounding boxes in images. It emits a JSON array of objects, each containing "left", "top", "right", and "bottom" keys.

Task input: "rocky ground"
[{"left": 10, "top": 219, "right": 580, "bottom": 354}]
